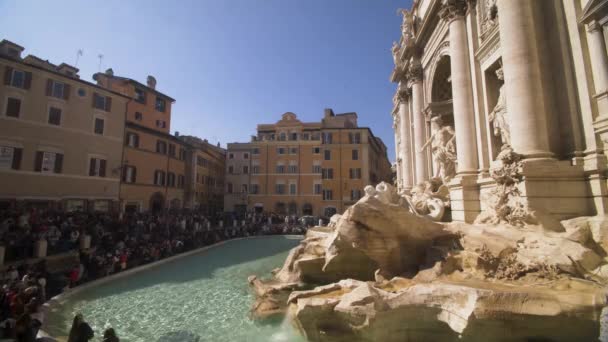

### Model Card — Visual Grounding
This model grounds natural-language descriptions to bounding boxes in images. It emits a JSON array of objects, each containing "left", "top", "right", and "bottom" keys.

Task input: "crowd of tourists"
[{"left": 0, "top": 208, "right": 311, "bottom": 341}]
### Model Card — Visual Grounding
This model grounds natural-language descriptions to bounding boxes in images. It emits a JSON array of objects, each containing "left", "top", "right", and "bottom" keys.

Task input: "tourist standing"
[
  {"left": 102, "top": 328, "right": 119, "bottom": 342},
  {"left": 67, "top": 313, "right": 94, "bottom": 342}
]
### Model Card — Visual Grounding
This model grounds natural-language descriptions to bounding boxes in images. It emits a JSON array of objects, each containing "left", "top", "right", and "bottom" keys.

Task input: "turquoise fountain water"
[{"left": 45, "top": 236, "right": 306, "bottom": 342}]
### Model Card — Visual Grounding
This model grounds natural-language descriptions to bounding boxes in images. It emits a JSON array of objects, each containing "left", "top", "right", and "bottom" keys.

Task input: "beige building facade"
[
  {"left": 225, "top": 109, "right": 392, "bottom": 217},
  {"left": 0, "top": 40, "right": 128, "bottom": 212},
  {"left": 391, "top": 0, "right": 608, "bottom": 222}
]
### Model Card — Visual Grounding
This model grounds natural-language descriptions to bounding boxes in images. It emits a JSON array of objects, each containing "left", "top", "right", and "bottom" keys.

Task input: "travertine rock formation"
[{"left": 249, "top": 182, "right": 608, "bottom": 341}]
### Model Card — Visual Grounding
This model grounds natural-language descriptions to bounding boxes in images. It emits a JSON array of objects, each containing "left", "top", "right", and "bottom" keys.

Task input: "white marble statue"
[
  {"left": 398, "top": 8, "right": 415, "bottom": 47},
  {"left": 488, "top": 67, "right": 511, "bottom": 148},
  {"left": 420, "top": 117, "right": 456, "bottom": 183},
  {"left": 392, "top": 41, "right": 400, "bottom": 65}
]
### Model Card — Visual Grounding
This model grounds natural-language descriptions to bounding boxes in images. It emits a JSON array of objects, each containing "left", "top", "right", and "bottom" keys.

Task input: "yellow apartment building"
[
  {"left": 0, "top": 39, "right": 129, "bottom": 212},
  {"left": 224, "top": 109, "right": 392, "bottom": 217}
]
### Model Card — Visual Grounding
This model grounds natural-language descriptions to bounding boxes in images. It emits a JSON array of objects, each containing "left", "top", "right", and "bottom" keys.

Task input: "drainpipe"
[{"left": 118, "top": 98, "right": 131, "bottom": 215}]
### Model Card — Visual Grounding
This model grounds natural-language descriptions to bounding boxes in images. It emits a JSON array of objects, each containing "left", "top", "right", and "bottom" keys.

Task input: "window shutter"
[
  {"left": 89, "top": 158, "right": 96, "bottom": 176},
  {"left": 99, "top": 159, "right": 106, "bottom": 177},
  {"left": 349, "top": 169, "right": 353, "bottom": 179},
  {"left": 105, "top": 96, "right": 112, "bottom": 111},
  {"left": 122, "top": 165, "right": 127, "bottom": 182},
  {"left": 132, "top": 167, "right": 137, "bottom": 183},
  {"left": 23, "top": 72, "right": 32, "bottom": 90},
  {"left": 11, "top": 148, "right": 22, "bottom": 170},
  {"left": 34, "top": 151, "right": 43, "bottom": 172},
  {"left": 3, "top": 66, "right": 12, "bottom": 85},
  {"left": 92, "top": 92, "right": 97, "bottom": 107},
  {"left": 63, "top": 84, "right": 71, "bottom": 100},
  {"left": 54, "top": 153, "right": 63, "bottom": 173},
  {"left": 134, "top": 134, "right": 139, "bottom": 148},
  {"left": 46, "top": 79, "right": 53, "bottom": 96}
]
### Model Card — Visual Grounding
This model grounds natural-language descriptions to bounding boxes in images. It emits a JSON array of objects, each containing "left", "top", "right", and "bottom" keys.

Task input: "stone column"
[
  {"left": 409, "top": 62, "right": 428, "bottom": 183},
  {"left": 440, "top": 0, "right": 478, "bottom": 174},
  {"left": 587, "top": 20, "right": 608, "bottom": 117},
  {"left": 496, "top": 0, "right": 553, "bottom": 158},
  {"left": 398, "top": 86, "right": 414, "bottom": 190},
  {"left": 393, "top": 113, "right": 402, "bottom": 187}
]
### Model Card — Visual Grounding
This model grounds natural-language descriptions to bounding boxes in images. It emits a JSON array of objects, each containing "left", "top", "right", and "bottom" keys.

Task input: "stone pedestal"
[
  {"left": 79, "top": 235, "right": 91, "bottom": 250},
  {"left": 34, "top": 240, "right": 47, "bottom": 259},
  {"left": 449, "top": 175, "right": 481, "bottom": 223}
]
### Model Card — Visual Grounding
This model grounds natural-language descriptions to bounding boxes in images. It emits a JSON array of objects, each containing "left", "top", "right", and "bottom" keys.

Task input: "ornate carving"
[
  {"left": 407, "top": 178, "right": 450, "bottom": 221},
  {"left": 406, "top": 62, "right": 423, "bottom": 83},
  {"left": 474, "top": 147, "right": 531, "bottom": 227},
  {"left": 488, "top": 67, "right": 511, "bottom": 148},
  {"left": 480, "top": 0, "right": 498, "bottom": 39},
  {"left": 392, "top": 41, "right": 401, "bottom": 66},
  {"left": 439, "top": 0, "right": 467, "bottom": 22},
  {"left": 392, "top": 112, "right": 400, "bottom": 129},
  {"left": 419, "top": 116, "right": 457, "bottom": 183},
  {"left": 397, "top": 82, "right": 410, "bottom": 102},
  {"left": 398, "top": 8, "right": 417, "bottom": 48}
]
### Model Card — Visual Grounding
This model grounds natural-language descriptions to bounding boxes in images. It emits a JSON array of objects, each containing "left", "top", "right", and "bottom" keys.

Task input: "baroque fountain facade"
[{"left": 249, "top": 0, "right": 608, "bottom": 341}]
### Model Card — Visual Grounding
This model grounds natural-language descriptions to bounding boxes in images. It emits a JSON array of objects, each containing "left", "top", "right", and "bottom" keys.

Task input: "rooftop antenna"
[
  {"left": 74, "top": 49, "right": 83, "bottom": 67},
  {"left": 97, "top": 54, "right": 104, "bottom": 72}
]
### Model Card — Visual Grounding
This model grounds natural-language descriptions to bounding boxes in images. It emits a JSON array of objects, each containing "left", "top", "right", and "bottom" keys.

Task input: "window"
[
  {"left": 88, "top": 158, "right": 107, "bottom": 177},
  {"left": 290, "top": 147, "right": 298, "bottom": 154},
  {"left": 167, "top": 173, "right": 176, "bottom": 187},
  {"left": 93, "top": 93, "right": 112, "bottom": 111},
  {"left": 227, "top": 183, "right": 233, "bottom": 194},
  {"left": 243, "top": 166, "right": 249, "bottom": 174},
  {"left": 229, "top": 153, "right": 234, "bottom": 159},
  {"left": 78, "top": 88, "right": 86, "bottom": 97},
  {"left": 94, "top": 118, "right": 104, "bottom": 135},
  {"left": 135, "top": 112, "right": 143, "bottom": 121},
  {"left": 322, "top": 168, "right": 334, "bottom": 179},
  {"left": 156, "top": 120, "right": 166, "bottom": 128},
  {"left": 279, "top": 133, "right": 286, "bottom": 141},
  {"left": 5, "top": 68, "right": 31, "bottom": 89},
  {"left": 302, "top": 133, "right": 310, "bottom": 140},
  {"left": 322, "top": 189, "right": 333, "bottom": 201},
  {"left": 169, "top": 144, "right": 176, "bottom": 157},
  {"left": 35, "top": 151, "right": 63, "bottom": 174},
  {"left": 154, "top": 170, "right": 166, "bottom": 185},
  {"left": 313, "top": 147, "right": 321, "bottom": 154},
  {"left": 351, "top": 189, "right": 362, "bottom": 201},
  {"left": 349, "top": 168, "right": 362, "bottom": 179},
  {"left": 314, "top": 183, "right": 322, "bottom": 195},
  {"left": 322, "top": 132, "right": 333, "bottom": 144},
  {"left": 155, "top": 97, "right": 166, "bottom": 112},
  {"left": 276, "top": 164, "right": 285, "bottom": 173},
  {"left": 275, "top": 184, "right": 286, "bottom": 194},
  {"left": 156, "top": 141, "right": 167, "bottom": 154},
  {"left": 311, "top": 132, "right": 321, "bottom": 140},
  {"left": 252, "top": 165, "right": 260, "bottom": 174},
  {"left": 252, "top": 148, "right": 260, "bottom": 155},
  {"left": 46, "top": 79, "right": 69, "bottom": 100},
  {"left": 250, "top": 184, "right": 259, "bottom": 194},
  {"left": 244, "top": 153, "right": 249, "bottom": 159},
  {"left": 277, "top": 147, "right": 286, "bottom": 155},
  {"left": 290, "top": 132, "right": 298, "bottom": 141},
  {"left": 178, "top": 175, "right": 185, "bottom": 188},
  {"left": 312, "top": 165, "right": 322, "bottom": 173},
  {"left": 349, "top": 132, "right": 362, "bottom": 144},
  {"left": 5, "top": 97, "right": 20, "bottom": 118},
  {"left": 48, "top": 107, "right": 62, "bottom": 126},
  {"left": 228, "top": 165, "right": 234, "bottom": 174},
  {"left": 179, "top": 148, "right": 186, "bottom": 160},
  {"left": 135, "top": 88, "right": 146, "bottom": 103},
  {"left": 324, "top": 149, "right": 331, "bottom": 161},
  {"left": 241, "top": 184, "right": 248, "bottom": 193},
  {"left": 289, "top": 165, "right": 297, "bottom": 173},
  {"left": 0, "top": 146, "right": 22, "bottom": 170},
  {"left": 123, "top": 166, "right": 136, "bottom": 183},
  {"left": 352, "top": 149, "right": 359, "bottom": 160},
  {"left": 126, "top": 133, "right": 139, "bottom": 148},
  {"left": 289, "top": 183, "right": 297, "bottom": 195}
]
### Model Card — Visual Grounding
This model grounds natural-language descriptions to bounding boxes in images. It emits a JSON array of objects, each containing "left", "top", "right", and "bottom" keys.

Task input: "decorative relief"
[
  {"left": 439, "top": 0, "right": 468, "bottom": 22},
  {"left": 392, "top": 41, "right": 401, "bottom": 66},
  {"left": 406, "top": 62, "right": 423, "bottom": 84},
  {"left": 398, "top": 8, "right": 417, "bottom": 48},
  {"left": 479, "top": 0, "right": 498, "bottom": 40}
]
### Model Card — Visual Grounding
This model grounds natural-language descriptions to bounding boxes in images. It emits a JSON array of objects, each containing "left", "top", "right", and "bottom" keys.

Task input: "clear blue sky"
[{"left": 0, "top": 0, "right": 413, "bottom": 161}]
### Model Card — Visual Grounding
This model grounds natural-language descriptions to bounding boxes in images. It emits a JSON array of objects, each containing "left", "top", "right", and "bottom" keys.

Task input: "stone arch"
[
  {"left": 425, "top": 40, "right": 451, "bottom": 101},
  {"left": 288, "top": 201, "right": 298, "bottom": 215},
  {"left": 302, "top": 203, "right": 313, "bottom": 216},
  {"left": 274, "top": 202, "right": 286, "bottom": 215},
  {"left": 431, "top": 56, "right": 453, "bottom": 102},
  {"left": 324, "top": 206, "right": 337, "bottom": 218}
]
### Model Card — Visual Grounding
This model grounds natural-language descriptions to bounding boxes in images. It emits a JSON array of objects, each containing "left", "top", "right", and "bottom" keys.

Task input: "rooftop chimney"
[
  {"left": 324, "top": 108, "right": 334, "bottom": 118},
  {"left": 147, "top": 75, "right": 157, "bottom": 89},
  {"left": 217, "top": 142, "right": 220, "bottom": 148},
  {"left": 105, "top": 68, "right": 114, "bottom": 76},
  {"left": 174, "top": 131, "right": 180, "bottom": 137}
]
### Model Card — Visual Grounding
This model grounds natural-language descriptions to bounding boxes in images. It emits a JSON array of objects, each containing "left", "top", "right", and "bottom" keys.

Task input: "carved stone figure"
[
  {"left": 398, "top": 8, "right": 415, "bottom": 47},
  {"left": 420, "top": 116, "right": 456, "bottom": 182},
  {"left": 409, "top": 177, "right": 450, "bottom": 221},
  {"left": 391, "top": 41, "right": 400, "bottom": 65},
  {"left": 488, "top": 67, "right": 511, "bottom": 148}
]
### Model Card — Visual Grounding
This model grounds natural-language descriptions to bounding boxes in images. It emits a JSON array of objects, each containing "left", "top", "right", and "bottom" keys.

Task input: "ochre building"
[
  {"left": 0, "top": 40, "right": 128, "bottom": 211},
  {"left": 225, "top": 109, "right": 392, "bottom": 217}
]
